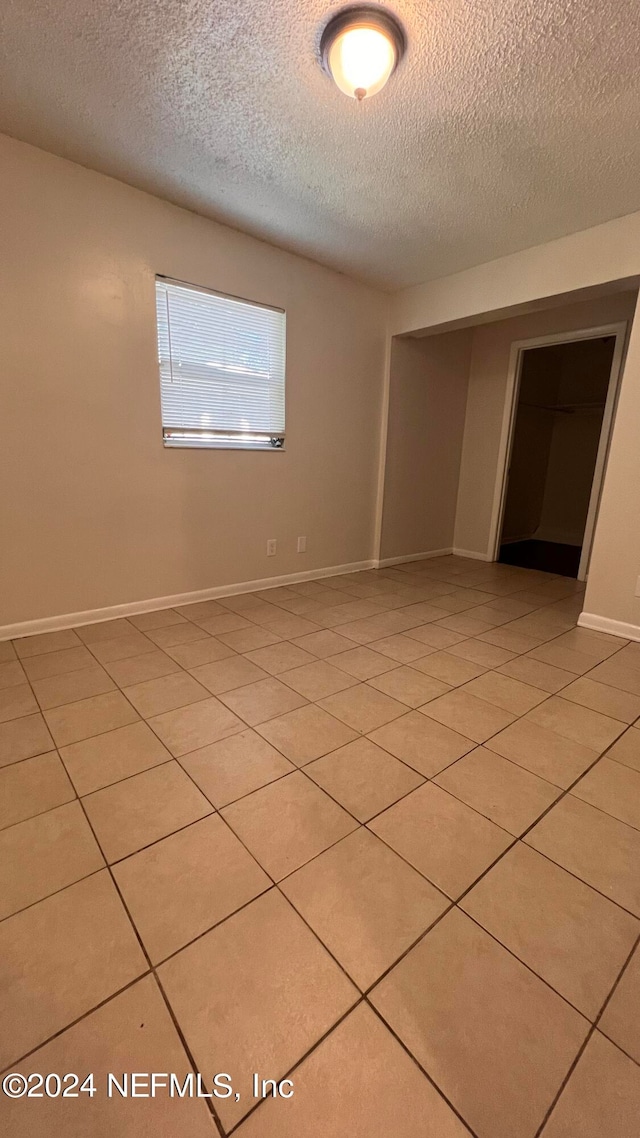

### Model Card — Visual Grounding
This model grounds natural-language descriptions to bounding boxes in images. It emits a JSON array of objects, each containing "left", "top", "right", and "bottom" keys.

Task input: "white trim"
[
  {"left": 372, "top": 326, "right": 394, "bottom": 562},
  {"left": 489, "top": 322, "right": 629, "bottom": 577},
  {"left": 0, "top": 560, "right": 376, "bottom": 642},
  {"left": 452, "top": 548, "right": 493, "bottom": 561},
  {"left": 578, "top": 611, "right": 640, "bottom": 643},
  {"left": 577, "top": 326, "right": 627, "bottom": 579},
  {"left": 375, "top": 548, "right": 453, "bottom": 568}
]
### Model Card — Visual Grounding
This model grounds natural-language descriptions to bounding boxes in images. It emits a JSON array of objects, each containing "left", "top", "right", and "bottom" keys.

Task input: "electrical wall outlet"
[
  {"left": 297, "top": 536, "right": 307, "bottom": 553},
  {"left": 266, "top": 539, "right": 277, "bottom": 556}
]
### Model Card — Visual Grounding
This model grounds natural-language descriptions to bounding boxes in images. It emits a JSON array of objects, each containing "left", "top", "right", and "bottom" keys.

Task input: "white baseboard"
[
  {"left": 1, "top": 559, "right": 376, "bottom": 642},
  {"left": 374, "top": 548, "right": 453, "bottom": 569},
  {"left": 578, "top": 611, "right": 640, "bottom": 643},
  {"left": 452, "top": 548, "right": 494, "bottom": 562}
]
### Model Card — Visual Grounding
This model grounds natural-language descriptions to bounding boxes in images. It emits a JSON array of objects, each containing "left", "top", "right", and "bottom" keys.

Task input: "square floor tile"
[
  {"left": 89, "top": 631, "right": 157, "bottom": 663},
  {"left": 20, "top": 645, "right": 93, "bottom": 681},
  {"left": 0, "top": 684, "right": 38, "bottom": 723},
  {"left": 368, "top": 666, "right": 450, "bottom": 708},
  {"left": 541, "top": 1031, "right": 640, "bottom": 1138},
  {"left": 448, "top": 639, "right": 517, "bottom": 667},
  {"left": 175, "top": 599, "right": 229, "bottom": 622},
  {"left": 75, "top": 619, "right": 135, "bottom": 644},
  {"left": 0, "top": 871, "right": 146, "bottom": 1070},
  {"left": 148, "top": 697, "right": 244, "bottom": 756},
  {"left": 59, "top": 720, "right": 172, "bottom": 795},
  {"left": 497, "top": 655, "right": 575, "bottom": 693},
  {"left": 180, "top": 728, "right": 294, "bottom": 807},
  {"left": 330, "top": 646, "right": 398, "bottom": 679},
  {"left": 461, "top": 671, "right": 547, "bottom": 715},
  {"left": 525, "top": 696, "right": 625, "bottom": 752},
  {"left": 258, "top": 613, "right": 321, "bottom": 638},
  {"left": 370, "top": 908, "right": 588, "bottom": 1138},
  {"left": 560, "top": 677, "right": 640, "bottom": 724},
  {"left": 406, "top": 624, "right": 467, "bottom": 649},
  {"left": 436, "top": 613, "right": 495, "bottom": 637},
  {"left": 189, "top": 655, "right": 269, "bottom": 694},
  {"left": 318, "top": 684, "right": 406, "bottom": 734},
  {"left": 368, "top": 710, "right": 475, "bottom": 777},
  {"left": 599, "top": 945, "right": 640, "bottom": 1063},
  {"left": 480, "top": 628, "right": 546, "bottom": 654},
  {"left": 525, "top": 794, "right": 640, "bottom": 916},
  {"left": 0, "top": 641, "right": 16, "bottom": 662},
  {"left": 219, "top": 677, "right": 308, "bottom": 726},
  {"left": 44, "top": 691, "right": 139, "bottom": 747},
  {"left": 0, "top": 976, "right": 215, "bottom": 1138},
  {"left": 486, "top": 719, "right": 600, "bottom": 788},
  {"left": 114, "top": 813, "right": 270, "bottom": 962},
  {"left": 103, "top": 649, "right": 181, "bottom": 687},
  {"left": 587, "top": 654, "right": 640, "bottom": 697},
  {"left": 31, "top": 666, "right": 116, "bottom": 711},
  {"left": 83, "top": 761, "right": 213, "bottom": 862},
  {"left": 193, "top": 613, "right": 253, "bottom": 637},
  {"left": 279, "top": 660, "right": 358, "bottom": 700},
  {"left": 332, "top": 614, "right": 413, "bottom": 645},
  {"left": 0, "top": 801, "right": 104, "bottom": 920},
  {"left": 158, "top": 889, "right": 357, "bottom": 1128},
  {"left": 412, "top": 650, "right": 489, "bottom": 686},
  {"left": 0, "top": 713, "right": 54, "bottom": 769},
  {"left": 421, "top": 689, "right": 516, "bottom": 743},
  {"left": 129, "top": 607, "right": 188, "bottom": 630},
  {"left": 164, "top": 636, "right": 237, "bottom": 668},
  {"left": 234, "top": 1002, "right": 471, "bottom": 1138},
  {"left": 14, "top": 629, "right": 82, "bottom": 658},
  {"left": 146, "top": 623, "right": 209, "bottom": 649},
  {"left": 462, "top": 843, "right": 638, "bottom": 1018},
  {"left": 216, "top": 625, "right": 282, "bottom": 652},
  {"left": 0, "top": 752, "right": 74, "bottom": 829},
  {"left": 255, "top": 704, "right": 357, "bottom": 765},
  {"left": 366, "top": 634, "right": 435, "bottom": 663},
  {"left": 370, "top": 782, "right": 512, "bottom": 898},
  {"left": 221, "top": 771, "right": 357, "bottom": 879},
  {"left": 244, "top": 642, "right": 317, "bottom": 675},
  {"left": 305, "top": 737, "right": 423, "bottom": 822},
  {"left": 123, "top": 671, "right": 210, "bottom": 718},
  {"left": 572, "top": 759, "right": 640, "bottom": 829},
  {"left": 607, "top": 727, "right": 640, "bottom": 772},
  {"left": 434, "top": 747, "right": 560, "bottom": 835},
  {"left": 527, "top": 642, "right": 599, "bottom": 674},
  {"left": 290, "top": 629, "right": 356, "bottom": 658},
  {"left": 282, "top": 828, "right": 447, "bottom": 989}
]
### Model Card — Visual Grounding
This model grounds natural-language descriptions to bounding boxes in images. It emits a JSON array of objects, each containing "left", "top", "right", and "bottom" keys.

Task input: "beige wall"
[
  {"left": 379, "top": 330, "right": 472, "bottom": 560},
  {"left": 0, "top": 135, "right": 388, "bottom": 626},
  {"left": 392, "top": 218, "right": 640, "bottom": 630},
  {"left": 453, "top": 292, "right": 637, "bottom": 558}
]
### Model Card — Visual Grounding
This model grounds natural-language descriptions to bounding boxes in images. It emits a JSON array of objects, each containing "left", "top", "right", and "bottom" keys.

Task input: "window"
[{"left": 155, "top": 277, "right": 286, "bottom": 449}]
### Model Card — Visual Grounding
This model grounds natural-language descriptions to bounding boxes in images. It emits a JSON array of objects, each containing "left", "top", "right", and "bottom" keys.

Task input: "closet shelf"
[{"left": 521, "top": 400, "right": 606, "bottom": 414}]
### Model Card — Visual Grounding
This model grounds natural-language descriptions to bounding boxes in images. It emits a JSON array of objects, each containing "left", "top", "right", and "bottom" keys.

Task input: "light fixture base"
[{"left": 319, "top": 5, "right": 406, "bottom": 98}]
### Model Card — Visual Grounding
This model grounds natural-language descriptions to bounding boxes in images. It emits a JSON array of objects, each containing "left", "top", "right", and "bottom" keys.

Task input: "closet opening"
[{"left": 494, "top": 325, "right": 627, "bottom": 580}]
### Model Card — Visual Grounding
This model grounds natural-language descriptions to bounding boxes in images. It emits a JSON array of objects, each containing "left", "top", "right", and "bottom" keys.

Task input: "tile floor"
[{"left": 1, "top": 554, "right": 639, "bottom": 1137}]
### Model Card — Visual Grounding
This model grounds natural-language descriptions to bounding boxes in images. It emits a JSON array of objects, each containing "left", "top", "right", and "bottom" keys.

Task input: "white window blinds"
[{"left": 155, "top": 277, "right": 286, "bottom": 449}]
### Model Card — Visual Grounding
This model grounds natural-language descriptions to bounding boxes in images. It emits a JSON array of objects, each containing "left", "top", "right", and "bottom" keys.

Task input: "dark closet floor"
[{"left": 498, "top": 539, "right": 581, "bottom": 578}]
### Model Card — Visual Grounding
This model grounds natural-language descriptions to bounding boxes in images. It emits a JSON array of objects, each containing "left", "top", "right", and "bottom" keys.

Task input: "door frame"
[{"left": 488, "top": 321, "right": 629, "bottom": 581}]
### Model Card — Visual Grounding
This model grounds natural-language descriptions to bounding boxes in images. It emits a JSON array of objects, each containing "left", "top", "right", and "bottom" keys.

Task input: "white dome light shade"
[{"left": 320, "top": 7, "right": 405, "bottom": 101}]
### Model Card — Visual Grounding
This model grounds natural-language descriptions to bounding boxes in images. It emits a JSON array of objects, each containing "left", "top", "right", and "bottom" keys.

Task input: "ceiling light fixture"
[{"left": 320, "top": 5, "right": 406, "bottom": 102}]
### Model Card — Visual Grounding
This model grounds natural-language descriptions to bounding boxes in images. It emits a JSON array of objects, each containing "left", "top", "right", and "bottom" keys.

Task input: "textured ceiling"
[{"left": 2, "top": 0, "right": 640, "bottom": 289}]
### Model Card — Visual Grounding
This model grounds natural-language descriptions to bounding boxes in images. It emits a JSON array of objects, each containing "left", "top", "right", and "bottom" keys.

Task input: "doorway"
[{"left": 493, "top": 324, "right": 627, "bottom": 581}]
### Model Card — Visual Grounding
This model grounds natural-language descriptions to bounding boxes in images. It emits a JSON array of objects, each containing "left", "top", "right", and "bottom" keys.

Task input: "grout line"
[
  {"left": 2, "top": 557, "right": 637, "bottom": 1129},
  {"left": 532, "top": 929, "right": 640, "bottom": 1136}
]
